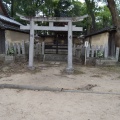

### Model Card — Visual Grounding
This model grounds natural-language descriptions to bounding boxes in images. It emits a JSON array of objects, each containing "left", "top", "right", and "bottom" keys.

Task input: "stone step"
[
  {"left": 84, "top": 57, "right": 118, "bottom": 66},
  {"left": 96, "top": 58, "right": 117, "bottom": 66},
  {"left": 35, "top": 54, "right": 67, "bottom": 61}
]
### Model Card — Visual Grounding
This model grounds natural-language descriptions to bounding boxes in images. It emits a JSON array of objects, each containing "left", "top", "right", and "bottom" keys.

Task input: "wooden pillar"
[
  {"left": 28, "top": 19, "right": 34, "bottom": 67},
  {"left": 66, "top": 21, "right": 73, "bottom": 73}
]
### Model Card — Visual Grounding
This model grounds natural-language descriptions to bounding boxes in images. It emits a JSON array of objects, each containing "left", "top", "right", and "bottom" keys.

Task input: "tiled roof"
[
  {"left": 85, "top": 27, "right": 116, "bottom": 38},
  {"left": 0, "top": 21, "right": 28, "bottom": 33},
  {"left": 0, "top": 16, "right": 28, "bottom": 33},
  {"left": 0, "top": 14, "right": 22, "bottom": 26}
]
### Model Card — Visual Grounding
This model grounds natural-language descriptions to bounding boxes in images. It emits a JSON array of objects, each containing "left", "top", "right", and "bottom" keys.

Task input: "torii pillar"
[
  {"left": 66, "top": 21, "right": 73, "bottom": 72},
  {"left": 29, "top": 19, "right": 34, "bottom": 67}
]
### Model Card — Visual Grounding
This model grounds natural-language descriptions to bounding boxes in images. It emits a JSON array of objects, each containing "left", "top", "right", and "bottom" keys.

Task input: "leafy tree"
[
  {"left": 41, "top": 0, "right": 59, "bottom": 17},
  {"left": 54, "top": 0, "right": 72, "bottom": 17},
  {"left": 95, "top": 6, "right": 112, "bottom": 29},
  {"left": 3, "top": 0, "right": 45, "bottom": 17}
]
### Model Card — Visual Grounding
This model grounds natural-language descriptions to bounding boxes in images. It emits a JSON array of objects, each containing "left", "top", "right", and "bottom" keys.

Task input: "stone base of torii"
[{"left": 17, "top": 13, "right": 88, "bottom": 73}]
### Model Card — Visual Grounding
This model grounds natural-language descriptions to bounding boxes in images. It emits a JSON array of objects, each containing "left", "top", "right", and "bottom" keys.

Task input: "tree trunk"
[
  {"left": 11, "top": 0, "right": 14, "bottom": 17},
  {"left": 91, "top": 12, "right": 96, "bottom": 31},
  {"left": 85, "top": 0, "right": 96, "bottom": 32},
  {"left": 107, "top": 0, "right": 120, "bottom": 47}
]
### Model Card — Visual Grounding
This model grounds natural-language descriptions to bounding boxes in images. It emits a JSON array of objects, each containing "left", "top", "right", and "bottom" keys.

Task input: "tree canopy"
[{"left": 2, "top": 0, "right": 120, "bottom": 45}]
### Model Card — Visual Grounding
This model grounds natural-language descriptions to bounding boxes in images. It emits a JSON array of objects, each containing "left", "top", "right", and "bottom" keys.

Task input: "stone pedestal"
[
  {"left": 66, "top": 67, "right": 74, "bottom": 74},
  {"left": 15, "top": 55, "right": 27, "bottom": 62},
  {"left": 5, "top": 55, "right": 15, "bottom": 63}
]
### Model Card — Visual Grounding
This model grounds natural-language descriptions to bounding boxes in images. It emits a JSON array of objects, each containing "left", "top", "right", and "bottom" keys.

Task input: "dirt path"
[
  {"left": 0, "top": 89, "right": 120, "bottom": 120},
  {"left": 0, "top": 61, "right": 120, "bottom": 120},
  {"left": 0, "top": 61, "right": 120, "bottom": 93}
]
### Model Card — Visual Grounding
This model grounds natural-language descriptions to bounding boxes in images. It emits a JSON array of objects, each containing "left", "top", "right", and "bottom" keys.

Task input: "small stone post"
[
  {"left": 91, "top": 45, "right": 95, "bottom": 57},
  {"left": 13, "top": 43, "right": 17, "bottom": 55},
  {"left": 5, "top": 41, "right": 9, "bottom": 55},
  {"left": 39, "top": 43, "right": 42, "bottom": 54},
  {"left": 86, "top": 44, "right": 90, "bottom": 58},
  {"left": 73, "top": 44, "right": 76, "bottom": 56},
  {"left": 17, "top": 43, "right": 21, "bottom": 55},
  {"left": 116, "top": 47, "right": 120, "bottom": 61},
  {"left": 104, "top": 44, "right": 108, "bottom": 58},
  {"left": 42, "top": 41, "right": 45, "bottom": 55},
  {"left": 21, "top": 40, "right": 25, "bottom": 55}
]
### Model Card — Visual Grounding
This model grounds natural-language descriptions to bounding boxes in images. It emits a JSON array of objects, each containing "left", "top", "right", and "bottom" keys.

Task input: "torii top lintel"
[{"left": 16, "top": 13, "right": 88, "bottom": 22}]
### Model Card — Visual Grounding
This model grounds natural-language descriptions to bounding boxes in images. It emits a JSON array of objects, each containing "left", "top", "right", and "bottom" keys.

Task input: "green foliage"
[
  {"left": 69, "top": 1, "right": 87, "bottom": 17},
  {"left": 54, "top": 0, "right": 72, "bottom": 17},
  {"left": 97, "top": 50, "right": 103, "bottom": 58},
  {"left": 95, "top": 6, "right": 112, "bottom": 29},
  {"left": 7, "top": 47, "right": 15, "bottom": 56}
]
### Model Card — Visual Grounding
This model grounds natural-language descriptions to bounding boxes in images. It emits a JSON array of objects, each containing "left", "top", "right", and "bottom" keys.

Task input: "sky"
[
  {"left": 79, "top": 0, "right": 84, "bottom": 2},
  {"left": 76, "top": 0, "right": 106, "bottom": 6},
  {"left": 74, "top": 0, "right": 84, "bottom": 2}
]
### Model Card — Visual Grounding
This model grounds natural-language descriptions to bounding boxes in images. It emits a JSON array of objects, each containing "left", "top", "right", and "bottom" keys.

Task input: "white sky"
[
  {"left": 79, "top": 0, "right": 85, "bottom": 3},
  {"left": 76, "top": 0, "right": 106, "bottom": 6},
  {"left": 74, "top": 0, "right": 84, "bottom": 2}
]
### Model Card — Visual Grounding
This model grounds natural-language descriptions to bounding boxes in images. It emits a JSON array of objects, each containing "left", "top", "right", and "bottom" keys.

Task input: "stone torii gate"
[{"left": 17, "top": 14, "right": 88, "bottom": 72}]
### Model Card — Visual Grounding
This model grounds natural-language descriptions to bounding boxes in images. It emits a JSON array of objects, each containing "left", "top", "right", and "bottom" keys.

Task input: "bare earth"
[{"left": 0, "top": 61, "right": 120, "bottom": 120}]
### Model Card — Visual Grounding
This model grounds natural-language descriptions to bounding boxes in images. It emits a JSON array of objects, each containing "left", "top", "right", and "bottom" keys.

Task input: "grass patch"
[
  {"left": 91, "top": 75, "right": 102, "bottom": 78},
  {"left": 73, "top": 70, "right": 85, "bottom": 75},
  {"left": 99, "top": 66, "right": 120, "bottom": 73},
  {"left": 61, "top": 69, "right": 85, "bottom": 75},
  {"left": 117, "top": 76, "right": 120, "bottom": 79}
]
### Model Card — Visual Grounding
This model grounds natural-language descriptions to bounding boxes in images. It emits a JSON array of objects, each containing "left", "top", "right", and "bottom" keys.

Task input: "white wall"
[
  {"left": 5, "top": 30, "right": 29, "bottom": 43},
  {"left": 88, "top": 32, "right": 109, "bottom": 46}
]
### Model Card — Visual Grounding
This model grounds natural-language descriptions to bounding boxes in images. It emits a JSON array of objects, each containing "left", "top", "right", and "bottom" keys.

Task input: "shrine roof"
[
  {"left": 85, "top": 27, "right": 116, "bottom": 38},
  {"left": 0, "top": 14, "right": 22, "bottom": 26}
]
